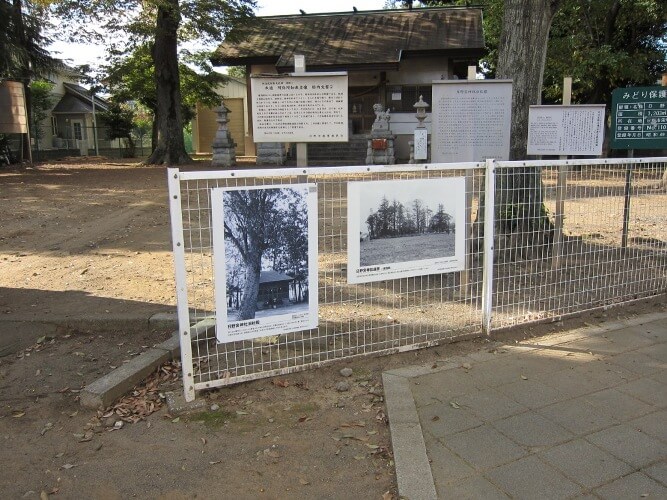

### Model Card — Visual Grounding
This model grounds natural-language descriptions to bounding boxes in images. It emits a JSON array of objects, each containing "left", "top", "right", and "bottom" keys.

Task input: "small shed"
[{"left": 257, "top": 270, "right": 294, "bottom": 309}]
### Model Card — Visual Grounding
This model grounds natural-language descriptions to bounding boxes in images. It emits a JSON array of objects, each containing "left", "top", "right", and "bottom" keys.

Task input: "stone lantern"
[
  {"left": 414, "top": 95, "right": 429, "bottom": 128},
  {"left": 409, "top": 95, "right": 430, "bottom": 163},
  {"left": 211, "top": 101, "right": 237, "bottom": 167}
]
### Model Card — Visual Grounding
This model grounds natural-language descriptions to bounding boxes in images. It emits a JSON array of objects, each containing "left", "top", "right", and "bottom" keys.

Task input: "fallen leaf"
[
  {"left": 521, "top": 375, "right": 528, "bottom": 380},
  {"left": 61, "top": 463, "right": 77, "bottom": 470},
  {"left": 367, "top": 430, "right": 378, "bottom": 435},
  {"left": 201, "top": 438, "right": 207, "bottom": 445},
  {"left": 40, "top": 491, "right": 48, "bottom": 500},
  {"left": 12, "top": 412, "right": 25, "bottom": 418},
  {"left": 449, "top": 402, "right": 461, "bottom": 409},
  {"left": 298, "top": 478, "right": 310, "bottom": 486},
  {"left": 383, "top": 491, "right": 393, "bottom": 500},
  {"left": 366, "top": 444, "right": 380, "bottom": 450},
  {"left": 353, "top": 455, "right": 366, "bottom": 460},
  {"left": 431, "top": 415, "right": 440, "bottom": 421},
  {"left": 236, "top": 411, "right": 249, "bottom": 416},
  {"left": 461, "top": 363, "right": 472, "bottom": 370},
  {"left": 78, "top": 431, "right": 93, "bottom": 443},
  {"left": 209, "top": 460, "right": 221, "bottom": 465},
  {"left": 272, "top": 379, "right": 289, "bottom": 388},
  {"left": 172, "top": 417, "right": 180, "bottom": 423}
]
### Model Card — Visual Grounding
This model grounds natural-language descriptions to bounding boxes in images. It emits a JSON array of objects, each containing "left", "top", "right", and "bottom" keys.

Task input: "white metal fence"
[{"left": 168, "top": 158, "right": 667, "bottom": 401}]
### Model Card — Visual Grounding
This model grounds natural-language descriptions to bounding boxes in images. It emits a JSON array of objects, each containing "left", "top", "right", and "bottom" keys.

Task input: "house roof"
[
  {"left": 212, "top": 7, "right": 485, "bottom": 72},
  {"left": 259, "top": 270, "right": 294, "bottom": 284},
  {"left": 52, "top": 83, "right": 109, "bottom": 114}
]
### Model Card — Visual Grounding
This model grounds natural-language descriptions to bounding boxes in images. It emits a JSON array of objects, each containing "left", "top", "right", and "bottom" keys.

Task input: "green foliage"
[
  {"left": 544, "top": 0, "right": 666, "bottom": 105},
  {"left": 1, "top": 0, "right": 54, "bottom": 80},
  {"left": 99, "top": 101, "right": 135, "bottom": 141},
  {"left": 103, "top": 44, "right": 227, "bottom": 126},
  {"left": 226, "top": 66, "right": 246, "bottom": 79},
  {"left": 29, "top": 79, "right": 54, "bottom": 140}
]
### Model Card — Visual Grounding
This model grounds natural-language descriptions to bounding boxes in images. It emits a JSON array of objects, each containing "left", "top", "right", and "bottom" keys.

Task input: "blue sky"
[{"left": 47, "top": 1, "right": 387, "bottom": 68}]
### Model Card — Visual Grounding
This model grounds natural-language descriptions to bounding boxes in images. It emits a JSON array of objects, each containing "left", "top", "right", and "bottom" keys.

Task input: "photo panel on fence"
[
  {"left": 347, "top": 177, "right": 466, "bottom": 284},
  {"left": 211, "top": 183, "right": 319, "bottom": 343}
]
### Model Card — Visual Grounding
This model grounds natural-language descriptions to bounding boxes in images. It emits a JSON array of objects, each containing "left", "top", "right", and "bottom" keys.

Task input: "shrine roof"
[{"left": 212, "top": 7, "right": 485, "bottom": 71}]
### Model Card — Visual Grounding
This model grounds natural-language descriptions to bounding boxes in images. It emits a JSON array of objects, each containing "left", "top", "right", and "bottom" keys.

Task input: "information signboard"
[
  {"left": 251, "top": 73, "right": 348, "bottom": 143},
  {"left": 527, "top": 105, "right": 605, "bottom": 156},
  {"left": 611, "top": 86, "right": 667, "bottom": 150},
  {"left": 431, "top": 80, "right": 512, "bottom": 162}
]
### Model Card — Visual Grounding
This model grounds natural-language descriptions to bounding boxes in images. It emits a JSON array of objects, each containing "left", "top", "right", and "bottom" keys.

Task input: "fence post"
[
  {"left": 481, "top": 159, "right": 496, "bottom": 334},
  {"left": 621, "top": 152, "right": 634, "bottom": 252},
  {"left": 167, "top": 168, "right": 197, "bottom": 402}
]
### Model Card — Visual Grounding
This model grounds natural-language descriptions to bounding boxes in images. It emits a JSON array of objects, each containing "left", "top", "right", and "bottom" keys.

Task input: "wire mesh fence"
[
  {"left": 491, "top": 158, "right": 667, "bottom": 328},
  {"left": 168, "top": 158, "right": 667, "bottom": 400}
]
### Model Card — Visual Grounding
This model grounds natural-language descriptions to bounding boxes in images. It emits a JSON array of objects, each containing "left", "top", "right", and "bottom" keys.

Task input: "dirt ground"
[{"left": 0, "top": 159, "right": 665, "bottom": 499}]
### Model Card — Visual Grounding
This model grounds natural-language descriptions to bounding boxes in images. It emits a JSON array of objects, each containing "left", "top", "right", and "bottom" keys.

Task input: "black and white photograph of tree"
[
  {"left": 358, "top": 180, "right": 459, "bottom": 266},
  {"left": 221, "top": 185, "right": 312, "bottom": 323}
]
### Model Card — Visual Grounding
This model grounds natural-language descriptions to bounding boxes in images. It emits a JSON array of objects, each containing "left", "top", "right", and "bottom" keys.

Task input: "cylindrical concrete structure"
[{"left": 0, "top": 80, "right": 28, "bottom": 134}]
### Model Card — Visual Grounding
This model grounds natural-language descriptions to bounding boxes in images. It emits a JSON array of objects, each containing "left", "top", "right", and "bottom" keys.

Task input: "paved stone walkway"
[{"left": 383, "top": 313, "right": 667, "bottom": 499}]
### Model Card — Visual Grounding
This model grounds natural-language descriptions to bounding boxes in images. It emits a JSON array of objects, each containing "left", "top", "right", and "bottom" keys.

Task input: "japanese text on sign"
[
  {"left": 431, "top": 81, "right": 512, "bottom": 162},
  {"left": 611, "top": 86, "right": 667, "bottom": 150},
  {"left": 527, "top": 105, "right": 605, "bottom": 156},
  {"left": 251, "top": 73, "right": 348, "bottom": 143}
]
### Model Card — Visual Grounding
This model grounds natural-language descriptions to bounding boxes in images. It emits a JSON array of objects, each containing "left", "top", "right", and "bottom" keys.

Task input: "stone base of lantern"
[{"left": 256, "top": 142, "right": 286, "bottom": 166}]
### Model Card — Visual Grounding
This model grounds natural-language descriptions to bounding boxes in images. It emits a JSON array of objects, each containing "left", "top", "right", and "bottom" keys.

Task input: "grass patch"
[
  {"left": 289, "top": 402, "right": 320, "bottom": 414},
  {"left": 192, "top": 409, "right": 236, "bottom": 428}
]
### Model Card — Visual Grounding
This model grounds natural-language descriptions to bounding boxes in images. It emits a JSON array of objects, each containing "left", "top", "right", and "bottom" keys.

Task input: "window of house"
[
  {"left": 73, "top": 122, "right": 83, "bottom": 141},
  {"left": 51, "top": 117, "right": 58, "bottom": 136},
  {"left": 385, "top": 85, "right": 432, "bottom": 113}
]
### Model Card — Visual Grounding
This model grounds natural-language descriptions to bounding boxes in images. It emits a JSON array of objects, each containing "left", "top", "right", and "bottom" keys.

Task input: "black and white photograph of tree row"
[
  {"left": 358, "top": 180, "right": 459, "bottom": 266},
  {"left": 222, "top": 186, "right": 311, "bottom": 322}
]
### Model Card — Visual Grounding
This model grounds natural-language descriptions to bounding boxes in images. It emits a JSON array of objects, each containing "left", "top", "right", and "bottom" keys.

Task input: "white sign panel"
[
  {"left": 414, "top": 129, "right": 428, "bottom": 160},
  {"left": 527, "top": 105, "right": 606, "bottom": 156},
  {"left": 431, "top": 80, "right": 512, "bottom": 162},
  {"left": 212, "top": 184, "right": 319, "bottom": 343},
  {"left": 347, "top": 178, "right": 465, "bottom": 284},
  {"left": 251, "top": 73, "right": 348, "bottom": 143}
]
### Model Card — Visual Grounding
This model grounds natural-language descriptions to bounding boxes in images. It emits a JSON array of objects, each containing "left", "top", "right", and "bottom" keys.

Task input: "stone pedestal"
[
  {"left": 256, "top": 142, "right": 286, "bottom": 166},
  {"left": 366, "top": 104, "right": 396, "bottom": 165},
  {"left": 408, "top": 139, "right": 431, "bottom": 164},
  {"left": 211, "top": 104, "right": 236, "bottom": 167}
]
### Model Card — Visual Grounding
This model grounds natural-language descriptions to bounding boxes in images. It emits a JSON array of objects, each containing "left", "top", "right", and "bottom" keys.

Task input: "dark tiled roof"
[
  {"left": 52, "top": 93, "right": 94, "bottom": 114},
  {"left": 213, "top": 8, "right": 485, "bottom": 71},
  {"left": 260, "top": 270, "right": 294, "bottom": 284},
  {"left": 52, "top": 83, "right": 109, "bottom": 114}
]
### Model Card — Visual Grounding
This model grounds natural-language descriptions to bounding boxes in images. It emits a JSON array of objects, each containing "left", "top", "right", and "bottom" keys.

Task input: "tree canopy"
[
  {"left": 1, "top": 0, "right": 53, "bottom": 81},
  {"left": 51, "top": 0, "right": 257, "bottom": 165}
]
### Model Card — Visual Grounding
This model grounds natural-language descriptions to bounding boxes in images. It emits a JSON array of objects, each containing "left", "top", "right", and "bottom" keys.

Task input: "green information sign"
[{"left": 611, "top": 86, "right": 667, "bottom": 150}]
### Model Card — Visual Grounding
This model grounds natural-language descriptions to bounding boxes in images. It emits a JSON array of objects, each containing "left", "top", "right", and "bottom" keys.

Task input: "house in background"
[
  {"left": 49, "top": 82, "right": 109, "bottom": 154},
  {"left": 212, "top": 6, "right": 485, "bottom": 162},
  {"left": 191, "top": 75, "right": 249, "bottom": 156}
]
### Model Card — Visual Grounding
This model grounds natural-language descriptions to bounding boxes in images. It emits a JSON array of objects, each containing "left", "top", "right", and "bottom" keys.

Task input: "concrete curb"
[
  {"left": 382, "top": 372, "right": 438, "bottom": 500},
  {"left": 80, "top": 332, "right": 180, "bottom": 409}
]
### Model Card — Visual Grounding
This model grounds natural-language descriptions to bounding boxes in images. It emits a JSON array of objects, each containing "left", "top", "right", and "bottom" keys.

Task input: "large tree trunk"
[
  {"left": 145, "top": 0, "right": 191, "bottom": 165},
  {"left": 238, "top": 252, "right": 261, "bottom": 320},
  {"left": 493, "top": 0, "right": 562, "bottom": 237}
]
